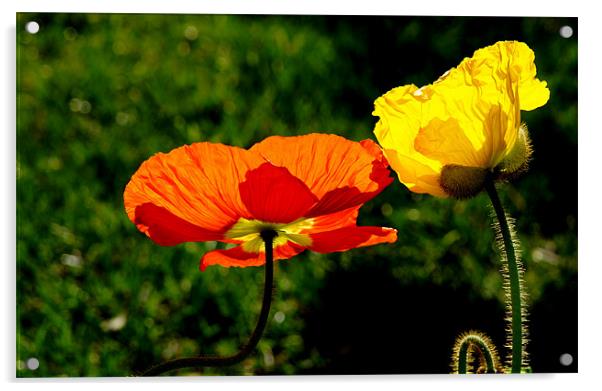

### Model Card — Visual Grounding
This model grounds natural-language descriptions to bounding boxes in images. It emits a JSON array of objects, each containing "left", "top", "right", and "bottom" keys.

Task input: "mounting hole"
[
  {"left": 559, "top": 25, "right": 573, "bottom": 39},
  {"left": 25, "top": 21, "right": 40, "bottom": 34},
  {"left": 26, "top": 357, "right": 39, "bottom": 370},
  {"left": 559, "top": 353, "right": 573, "bottom": 366}
]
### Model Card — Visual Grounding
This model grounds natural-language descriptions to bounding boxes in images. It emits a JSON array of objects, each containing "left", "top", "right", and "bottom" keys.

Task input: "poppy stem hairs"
[
  {"left": 449, "top": 180, "right": 529, "bottom": 374},
  {"left": 450, "top": 180, "right": 528, "bottom": 374},
  {"left": 142, "top": 230, "right": 276, "bottom": 376},
  {"left": 486, "top": 181, "right": 528, "bottom": 373},
  {"left": 452, "top": 331, "right": 501, "bottom": 374}
]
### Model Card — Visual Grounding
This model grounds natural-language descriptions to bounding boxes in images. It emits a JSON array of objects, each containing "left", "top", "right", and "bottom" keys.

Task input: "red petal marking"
[
  {"left": 199, "top": 241, "right": 305, "bottom": 270},
  {"left": 309, "top": 226, "right": 397, "bottom": 253},
  {"left": 306, "top": 187, "right": 368, "bottom": 217},
  {"left": 307, "top": 159, "right": 393, "bottom": 217},
  {"left": 239, "top": 163, "right": 318, "bottom": 223},
  {"left": 249, "top": 134, "right": 393, "bottom": 216},
  {"left": 133, "top": 203, "right": 225, "bottom": 246}
]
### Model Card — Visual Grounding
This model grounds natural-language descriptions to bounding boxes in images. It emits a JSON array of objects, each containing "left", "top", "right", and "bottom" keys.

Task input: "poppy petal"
[
  {"left": 124, "top": 142, "right": 266, "bottom": 240},
  {"left": 309, "top": 226, "right": 397, "bottom": 253},
  {"left": 133, "top": 203, "right": 225, "bottom": 245},
  {"left": 200, "top": 241, "right": 306, "bottom": 270},
  {"left": 249, "top": 133, "right": 392, "bottom": 216},
  {"left": 468, "top": 41, "right": 550, "bottom": 111},
  {"left": 383, "top": 149, "right": 447, "bottom": 197},
  {"left": 239, "top": 162, "right": 318, "bottom": 223},
  {"left": 304, "top": 206, "right": 360, "bottom": 233}
]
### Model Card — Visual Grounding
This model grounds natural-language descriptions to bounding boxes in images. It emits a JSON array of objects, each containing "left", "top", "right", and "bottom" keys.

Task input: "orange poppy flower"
[{"left": 124, "top": 133, "right": 397, "bottom": 270}]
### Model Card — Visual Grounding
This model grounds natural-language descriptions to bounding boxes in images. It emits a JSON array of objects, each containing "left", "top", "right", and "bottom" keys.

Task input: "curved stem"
[
  {"left": 142, "top": 231, "right": 276, "bottom": 376},
  {"left": 485, "top": 181, "right": 525, "bottom": 373},
  {"left": 455, "top": 333, "right": 497, "bottom": 374}
]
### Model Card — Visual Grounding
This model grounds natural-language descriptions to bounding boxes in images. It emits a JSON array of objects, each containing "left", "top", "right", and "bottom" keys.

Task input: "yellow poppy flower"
[{"left": 373, "top": 41, "right": 550, "bottom": 198}]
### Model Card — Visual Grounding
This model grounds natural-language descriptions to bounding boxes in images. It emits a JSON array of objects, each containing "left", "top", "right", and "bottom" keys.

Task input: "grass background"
[{"left": 16, "top": 13, "right": 577, "bottom": 376}]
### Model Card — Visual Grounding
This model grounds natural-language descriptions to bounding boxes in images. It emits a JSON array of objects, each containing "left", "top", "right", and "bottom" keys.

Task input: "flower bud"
[
  {"left": 439, "top": 164, "right": 489, "bottom": 199},
  {"left": 496, "top": 124, "right": 532, "bottom": 180}
]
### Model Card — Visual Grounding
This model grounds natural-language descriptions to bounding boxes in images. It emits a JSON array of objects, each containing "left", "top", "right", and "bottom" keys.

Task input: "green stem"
[
  {"left": 456, "top": 334, "right": 497, "bottom": 374},
  {"left": 485, "top": 181, "right": 525, "bottom": 373},
  {"left": 142, "top": 230, "right": 277, "bottom": 376}
]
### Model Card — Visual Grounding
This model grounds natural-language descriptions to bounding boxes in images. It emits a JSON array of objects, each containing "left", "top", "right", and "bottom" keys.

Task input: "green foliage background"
[{"left": 17, "top": 13, "right": 577, "bottom": 376}]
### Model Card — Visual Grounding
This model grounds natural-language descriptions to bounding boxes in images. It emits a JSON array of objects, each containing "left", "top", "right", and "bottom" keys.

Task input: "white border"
[
  {"left": 4, "top": 1, "right": 600, "bottom": 390},
  {"left": 11, "top": 0, "right": 581, "bottom": 17}
]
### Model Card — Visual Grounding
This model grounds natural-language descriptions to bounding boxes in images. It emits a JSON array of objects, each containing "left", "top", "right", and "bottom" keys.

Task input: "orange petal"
[
  {"left": 124, "top": 142, "right": 266, "bottom": 243},
  {"left": 304, "top": 206, "right": 360, "bottom": 233},
  {"left": 250, "top": 133, "right": 392, "bottom": 216},
  {"left": 199, "top": 241, "right": 306, "bottom": 270},
  {"left": 359, "top": 138, "right": 389, "bottom": 165},
  {"left": 239, "top": 163, "right": 318, "bottom": 223},
  {"left": 309, "top": 226, "right": 397, "bottom": 253}
]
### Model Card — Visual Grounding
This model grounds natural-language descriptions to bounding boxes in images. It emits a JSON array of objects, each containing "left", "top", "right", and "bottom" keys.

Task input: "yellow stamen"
[{"left": 225, "top": 217, "right": 314, "bottom": 253}]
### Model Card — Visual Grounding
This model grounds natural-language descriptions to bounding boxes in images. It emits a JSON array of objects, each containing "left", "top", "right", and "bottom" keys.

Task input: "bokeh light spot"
[
  {"left": 381, "top": 203, "right": 393, "bottom": 217},
  {"left": 184, "top": 25, "right": 198, "bottom": 41},
  {"left": 274, "top": 311, "right": 286, "bottom": 323}
]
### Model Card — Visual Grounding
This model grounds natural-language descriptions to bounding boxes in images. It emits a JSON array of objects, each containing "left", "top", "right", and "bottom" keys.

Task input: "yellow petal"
[
  {"left": 413, "top": 117, "right": 483, "bottom": 167},
  {"left": 384, "top": 149, "right": 447, "bottom": 197},
  {"left": 467, "top": 41, "right": 550, "bottom": 111},
  {"left": 372, "top": 40, "right": 549, "bottom": 198},
  {"left": 374, "top": 85, "right": 446, "bottom": 195},
  {"left": 518, "top": 78, "right": 550, "bottom": 111}
]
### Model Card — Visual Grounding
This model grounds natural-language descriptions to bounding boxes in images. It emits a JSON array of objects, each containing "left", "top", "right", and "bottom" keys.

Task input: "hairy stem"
[
  {"left": 453, "top": 332, "right": 500, "bottom": 374},
  {"left": 142, "top": 230, "right": 277, "bottom": 376},
  {"left": 485, "top": 181, "right": 526, "bottom": 373}
]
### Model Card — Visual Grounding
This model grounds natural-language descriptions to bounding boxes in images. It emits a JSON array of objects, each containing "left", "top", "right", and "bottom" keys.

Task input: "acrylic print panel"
[{"left": 16, "top": 13, "right": 577, "bottom": 377}]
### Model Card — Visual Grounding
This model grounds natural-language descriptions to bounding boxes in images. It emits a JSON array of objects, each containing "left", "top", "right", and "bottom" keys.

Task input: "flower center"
[{"left": 225, "top": 217, "right": 314, "bottom": 253}]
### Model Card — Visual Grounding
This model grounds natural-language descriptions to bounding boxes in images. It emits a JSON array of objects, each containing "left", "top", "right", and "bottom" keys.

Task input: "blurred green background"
[{"left": 16, "top": 13, "right": 577, "bottom": 377}]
